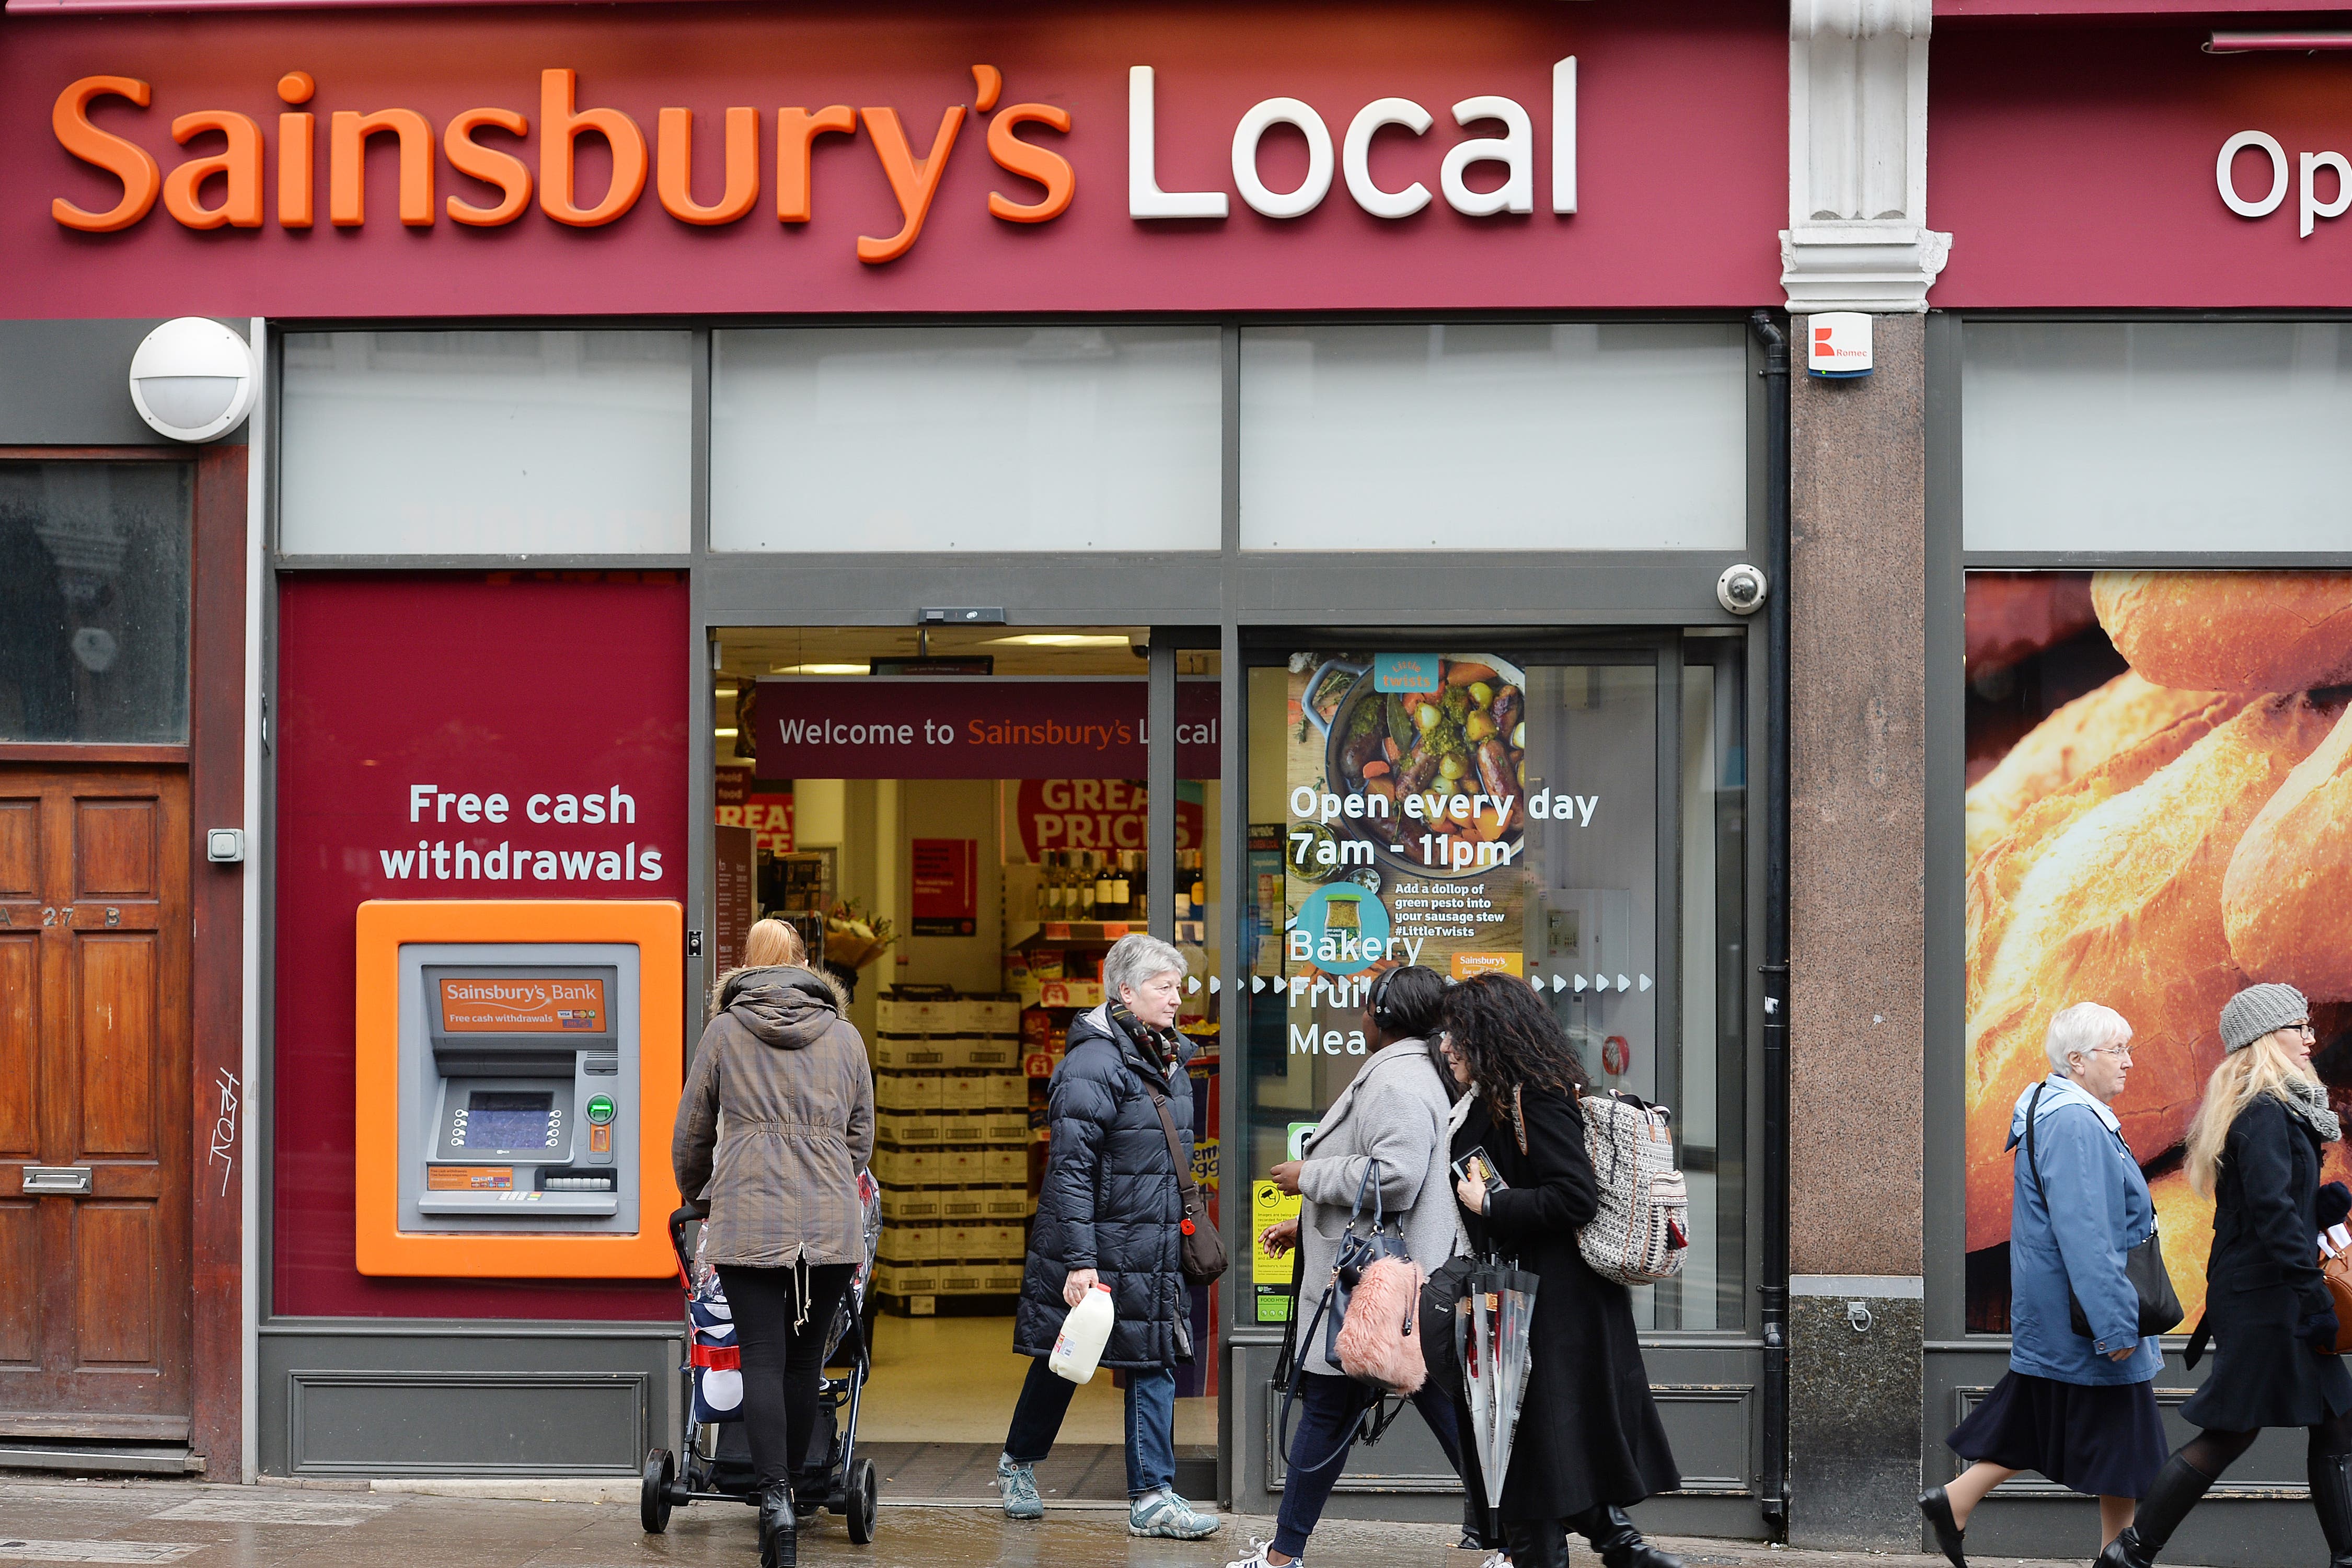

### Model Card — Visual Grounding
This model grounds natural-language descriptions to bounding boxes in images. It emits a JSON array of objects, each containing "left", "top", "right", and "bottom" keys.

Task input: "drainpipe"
[{"left": 1749, "top": 308, "right": 1792, "bottom": 1541}]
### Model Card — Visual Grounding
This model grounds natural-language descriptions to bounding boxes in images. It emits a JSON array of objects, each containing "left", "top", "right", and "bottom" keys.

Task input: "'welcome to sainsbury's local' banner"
[{"left": 755, "top": 677, "right": 1218, "bottom": 779}]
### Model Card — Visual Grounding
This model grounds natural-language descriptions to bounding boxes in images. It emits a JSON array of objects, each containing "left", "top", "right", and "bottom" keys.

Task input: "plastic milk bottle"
[{"left": 1049, "top": 1283, "right": 1115, "bottom": 1384}]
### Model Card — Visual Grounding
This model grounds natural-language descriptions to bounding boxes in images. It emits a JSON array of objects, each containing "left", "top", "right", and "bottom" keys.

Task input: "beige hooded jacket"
[{"left": 671, "top": 965, "right": 875, "bottom": 1268}]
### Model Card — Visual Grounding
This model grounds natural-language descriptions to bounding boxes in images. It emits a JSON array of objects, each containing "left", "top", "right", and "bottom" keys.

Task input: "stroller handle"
[{"left": 667, "top": 1205, "right": 706, "bottom": 1277}]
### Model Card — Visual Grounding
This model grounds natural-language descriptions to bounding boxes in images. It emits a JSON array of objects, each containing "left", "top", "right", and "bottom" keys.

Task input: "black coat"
[
  {"left": 1455, "top": 1088, "right": 1680, "bottom": 1521},
  {"left": 1012, "top": 1006, "right": 1197, "bottom": 1370},
  {"left": 2181, "top": 1094, "right": 2352, "bottom": 1431}
]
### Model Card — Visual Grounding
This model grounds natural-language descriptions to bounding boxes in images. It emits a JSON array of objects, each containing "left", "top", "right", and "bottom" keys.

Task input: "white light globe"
[{"left": 129, "top": 317, "right": 256, "bottom": 442}]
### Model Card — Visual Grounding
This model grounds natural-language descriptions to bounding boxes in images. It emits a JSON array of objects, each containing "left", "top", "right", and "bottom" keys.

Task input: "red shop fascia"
[
  {"left": 4, "top": 0, "right": 1787, "bottom": 1327},
  {"left": 1932, "top": 0, "right": 2352, "bottom": 309}
]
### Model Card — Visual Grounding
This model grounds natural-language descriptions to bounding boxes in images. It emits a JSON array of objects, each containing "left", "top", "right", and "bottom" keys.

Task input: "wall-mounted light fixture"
[{"left": 129, "top": 317, "right": 257, "bottom": 442}]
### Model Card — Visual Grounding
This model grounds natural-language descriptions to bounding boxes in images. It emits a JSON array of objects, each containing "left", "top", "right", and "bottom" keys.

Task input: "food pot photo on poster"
[
  {"left": 1276, "top": 651, "right": 1657, "bottom": 1097},
  {"left": 1963, "top": 571, "right": 2352, "bottom": 1330}
]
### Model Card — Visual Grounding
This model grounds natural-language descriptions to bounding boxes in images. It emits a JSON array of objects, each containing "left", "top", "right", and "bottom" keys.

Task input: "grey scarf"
[{"left": 2282, "top": 1075, "right": 2344, "bottom": 1144}]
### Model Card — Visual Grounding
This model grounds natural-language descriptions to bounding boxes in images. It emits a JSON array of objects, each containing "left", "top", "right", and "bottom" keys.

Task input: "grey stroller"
[{"left": 641, "top": 1169, "right": 883, "bottom": 1543}]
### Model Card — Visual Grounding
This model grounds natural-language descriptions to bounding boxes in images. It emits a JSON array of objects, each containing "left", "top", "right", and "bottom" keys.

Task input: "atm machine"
[{"left": 354, "top": 900, "right": 683, "bottom": 1278}]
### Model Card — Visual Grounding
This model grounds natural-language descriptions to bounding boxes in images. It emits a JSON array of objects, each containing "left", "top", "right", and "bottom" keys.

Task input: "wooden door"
[{"left": 0, "top": 768, "right": 192, "bottom": 1441}]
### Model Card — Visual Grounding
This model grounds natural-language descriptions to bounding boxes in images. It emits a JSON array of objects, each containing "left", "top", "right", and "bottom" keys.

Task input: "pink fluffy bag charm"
[
  {"left": 1334, "top": 1252, "right": 1428, "bottom": 1394},
  {"left": 1326, "top": 1160, "right": 1428, "bottom": 1395}
]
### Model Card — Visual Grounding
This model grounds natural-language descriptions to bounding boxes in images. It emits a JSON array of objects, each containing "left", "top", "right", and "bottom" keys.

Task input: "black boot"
[
  {"left": 2095, "top": 1455, "right": 2214, "bottom": 1568},
  {"left": 1574, "top": 1504, "right": 1683, "bottom": 1568},
  {"left": 1503, "top": 1518, "right": 1571, "bottom": 1568},
  {"left": 756, "top": 1483, "right": 796, "bottom": 1568},
  {"left": 2310, "top": 1451, "right": 2352, "bottom": 1568},
  {"left": 1917, "top": 1485, "right": 1967, "bottom": 1568}
]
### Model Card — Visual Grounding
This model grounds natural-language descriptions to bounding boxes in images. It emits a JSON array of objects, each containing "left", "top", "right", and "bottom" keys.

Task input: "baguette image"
[
  {"left": 1966, "top": 673, "right": 2227, "bottom": 867},
  {"left": 2094, "top": 571, "right": 2352, "bottom": 694},
  {"left": 1966, "top": 694, "right": 2245, "bottom": 1010},
  {"left": 1965, "top": 694, "right": 2344, "bottom": 1249},
  {"left": 2224, "top": 703, "right": 2352, "bottom": 1002}
]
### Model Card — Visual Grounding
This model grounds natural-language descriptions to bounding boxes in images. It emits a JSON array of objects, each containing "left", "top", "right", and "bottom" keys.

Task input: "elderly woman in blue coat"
[{"left": 1920, "top": 1001, "right": 2167, "bottom": 1566}]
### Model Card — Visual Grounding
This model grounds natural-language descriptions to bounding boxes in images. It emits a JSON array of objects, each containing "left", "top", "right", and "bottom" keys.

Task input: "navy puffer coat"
[{"left": 1012, "top": 1004, "right": 1196, "bottom": 1370}]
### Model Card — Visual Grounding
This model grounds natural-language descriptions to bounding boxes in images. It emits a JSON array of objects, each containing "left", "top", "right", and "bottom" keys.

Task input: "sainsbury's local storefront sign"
[
  {"left": 51, "top": 61, "right": 1577, "bottom": 255},
  {"left": 1, "top": 3, "right": 1782, "bottom": 315}
]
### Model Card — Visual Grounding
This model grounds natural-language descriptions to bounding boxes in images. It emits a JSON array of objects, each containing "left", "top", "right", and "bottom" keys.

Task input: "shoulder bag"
[
  {"left": 2024, "top": 1082, "right": 2184, "bottom": 1339},
  {"left": 1142, "top": 1072, "right": 1230, "bottom": 1286}
]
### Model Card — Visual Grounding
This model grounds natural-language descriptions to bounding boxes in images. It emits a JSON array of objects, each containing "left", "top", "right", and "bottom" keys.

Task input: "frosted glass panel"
[
  {"left": 280, "top": 331, "right": 691, "bottom": 555},
  {"left": 1964, "top": 322, "right": 2352, "bottom": 552},
  {"left": 710, "top": 326, "right": 1220, "bottom": 551},
  {"left": 1239, "top": 322, "right": 1746, "bottom": 550}
]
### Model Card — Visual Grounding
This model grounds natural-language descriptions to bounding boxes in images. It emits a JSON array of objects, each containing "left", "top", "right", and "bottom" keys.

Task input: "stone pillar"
[{"left": 1785, "top": 313, "right": 1929, "bottom": 1549}]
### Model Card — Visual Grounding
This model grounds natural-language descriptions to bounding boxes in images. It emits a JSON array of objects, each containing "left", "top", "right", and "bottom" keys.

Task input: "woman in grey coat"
[
  {"left": 1229, "top": 965, "right": 1464, "bottom": 1568},
  {"left": 673, "top": 923, "right": 874, "bottom": 1568}
]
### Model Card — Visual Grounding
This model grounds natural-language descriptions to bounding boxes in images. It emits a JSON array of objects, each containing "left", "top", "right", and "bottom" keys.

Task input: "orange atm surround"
[{"left": 354, "top": 898, "right": 683, "bottom": 1278}]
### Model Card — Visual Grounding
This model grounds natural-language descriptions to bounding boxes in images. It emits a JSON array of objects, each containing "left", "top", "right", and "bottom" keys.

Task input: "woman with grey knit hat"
[{"left": 2095, "top": 982, "right": 2352, "bottom": 1568}]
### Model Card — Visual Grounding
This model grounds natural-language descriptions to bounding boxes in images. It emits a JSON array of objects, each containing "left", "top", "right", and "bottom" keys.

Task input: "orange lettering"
[
  {"left": 163, "top": 110, "right": 263, "bottom": 229},
  {"left": 330, "top": 108, "right": 435, "bottom": 226},
  {"left": 775, "top": 106, "right": 854, "bottom": 223},
  {"left": 52, "top": 76, "right": 159, "bottom": 233},
  {"left": 971, "top": 65, "right": 1002, "bottom": 114},
  {"left": 445, "top": 107, "right": 532, "bottom": 225},
  {"left": 539, "top": 68, "right": 645, "bottom": 227},
  {"left": 858, "top": 104, "right": 963, "bottom": 264},
  {"left": 279, "top": 113, "right": 314, "bottom": 227},
  {"left": 277, "top": 73, "right": 315, "bottom": 229},
  {"left": 656, "top": 106, "right": 758, "bottom": 225},
  {"left": 986, "top": 103, "right": 1073, "bottom": 223}
]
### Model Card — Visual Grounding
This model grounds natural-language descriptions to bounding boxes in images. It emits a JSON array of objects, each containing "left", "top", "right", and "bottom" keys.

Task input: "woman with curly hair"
[{"left": 1440, "top": 974, "right": 1681, "bottom": 1568}]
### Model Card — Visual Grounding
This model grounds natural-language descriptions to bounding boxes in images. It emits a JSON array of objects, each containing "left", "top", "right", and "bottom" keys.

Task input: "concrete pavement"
[{"left": 0, "top": 1478, "right": 2106, "bottom": 1568}]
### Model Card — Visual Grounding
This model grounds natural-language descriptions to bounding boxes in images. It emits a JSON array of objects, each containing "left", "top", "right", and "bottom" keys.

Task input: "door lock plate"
[{"left": 22, "top": 1166, "right": 93, "bottom": 1195}]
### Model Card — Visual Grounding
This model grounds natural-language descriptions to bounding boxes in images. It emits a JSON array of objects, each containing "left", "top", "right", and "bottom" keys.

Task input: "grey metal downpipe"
[{"left": 1748, "top": 307, "right": 1792, "bottom": 1541}]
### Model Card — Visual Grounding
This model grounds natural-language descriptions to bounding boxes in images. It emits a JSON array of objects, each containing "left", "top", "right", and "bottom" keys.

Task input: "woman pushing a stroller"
[{"left": 674, "top": 919, "right": 877, "bottom": 1568}]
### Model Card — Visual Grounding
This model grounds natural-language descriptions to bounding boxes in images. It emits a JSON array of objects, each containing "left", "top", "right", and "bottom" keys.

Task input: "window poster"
[
  {"left": 1963, "top": 571, "right": 2352, "bottom": 1331},
  {"left": 1268, "top": 652, "right": 1657, "bottom": 1092}
]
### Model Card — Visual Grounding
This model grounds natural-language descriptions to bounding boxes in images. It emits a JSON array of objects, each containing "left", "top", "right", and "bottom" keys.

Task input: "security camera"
[
  {"left": 1716, "top": 563, "right": 1768, "bottom": 616},
  {"left": 128, "top": 317, "right": 257, "bottom": 443}
]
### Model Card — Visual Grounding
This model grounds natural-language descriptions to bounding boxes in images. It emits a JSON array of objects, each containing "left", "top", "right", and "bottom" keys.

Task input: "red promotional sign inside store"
[
  {"left": 1011, "top": 779, "right": 1203, "bottom": 861},
  {"left": 756, "top": 678, "right": 1218, "bottom": 779},
  {"left": 0, "top": 1, "right": 1783, "bottom": 318},
  {"left": 273, "top": 573, "right": 686, "bottom": 1320},
  {"left": 910, "top": 837, "right": 978, "bottom": 935}
]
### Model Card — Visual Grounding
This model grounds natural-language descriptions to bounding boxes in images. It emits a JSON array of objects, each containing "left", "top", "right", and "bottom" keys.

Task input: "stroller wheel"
[
  {"left": 844, "top": 1455, "right": 878, "bottom": 1545},
  {"left": 641, "top": 1449, "right": 676, "bottom": 1534}
]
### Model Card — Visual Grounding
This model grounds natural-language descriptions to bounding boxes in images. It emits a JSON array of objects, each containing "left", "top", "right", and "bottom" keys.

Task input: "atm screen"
[{"left": 459, "top": 1091, "right": 558, "bottom": 1151}]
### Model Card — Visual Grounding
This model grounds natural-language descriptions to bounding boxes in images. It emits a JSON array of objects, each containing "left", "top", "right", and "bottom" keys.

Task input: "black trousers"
[{"left": 717, "top": 1262, "right": 856, "bottom": 1489}]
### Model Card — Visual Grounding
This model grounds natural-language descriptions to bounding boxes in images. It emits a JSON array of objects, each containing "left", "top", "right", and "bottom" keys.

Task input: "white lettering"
[
  {"left": 484, "top": 793, "right": 508, "bottom": 824},
  {"left": 408, "top": 783, "right": 435, "bottom": 823},
  {"left": 1233, "top": 96, "right": 1334, "bottom": 219},
  {"left": 527, "top": 793, "right": 551, "bottom": 823},
  {"left": 1129, "top": 66, "right": 1229, "bottom": 220},
  {"left": 2220, "top": 130, "right": 2290, "bottom": 218},
  {"left": 1442, "top": 95, "right": 1533, "bottom": 216},
  {"left": 1342, "top": 97, "right": 1433, "bottom": 218},
  {"left": 1553, "top": 57, "right": 1576, "bottom": 214},
  {"left": 2305, "top": 150, "right": 2352, "bottom": 237}
]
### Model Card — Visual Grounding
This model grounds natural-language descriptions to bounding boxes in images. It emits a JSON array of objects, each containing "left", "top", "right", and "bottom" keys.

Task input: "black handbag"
[{"left": 2024, "top": 1083, "right": 2184, "bottom": 1339}]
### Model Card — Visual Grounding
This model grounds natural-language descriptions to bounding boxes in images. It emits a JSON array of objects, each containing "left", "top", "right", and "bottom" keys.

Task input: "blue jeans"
[
  {"left": 1005, "top": 1353, "right": 1178, "bottom": 1497},
  {"left": 1274, "top": 1371, "right": 1467, "bottom": 1558}
]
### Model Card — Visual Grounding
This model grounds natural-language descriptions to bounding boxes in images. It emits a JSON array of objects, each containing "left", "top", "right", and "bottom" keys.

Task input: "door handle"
[{"left": 22, "top": 1166, "right": 93, "bottom": 1195}]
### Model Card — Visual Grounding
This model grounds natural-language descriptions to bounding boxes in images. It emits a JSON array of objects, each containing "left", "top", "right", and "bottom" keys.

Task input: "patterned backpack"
[{"left": 1573, "top": 1089, "right": 1690, "bottom": 1285}]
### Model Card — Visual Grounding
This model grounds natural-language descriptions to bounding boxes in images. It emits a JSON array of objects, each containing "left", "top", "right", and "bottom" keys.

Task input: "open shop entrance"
[{"left": 708, "top": 626, "right": 1224, "bottom": 1500}]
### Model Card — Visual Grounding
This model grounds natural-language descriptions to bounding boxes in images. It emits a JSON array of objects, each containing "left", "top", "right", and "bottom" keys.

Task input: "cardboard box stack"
[{"left": 870, "top": 986, "right": 1032, "bottom": 1304}]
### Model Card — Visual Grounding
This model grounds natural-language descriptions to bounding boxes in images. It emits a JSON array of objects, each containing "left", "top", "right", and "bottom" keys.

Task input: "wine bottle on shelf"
[
  {"left": 1126, "top": 850, "right": 1145, "bottom": 925},
  {"left": 1092, "top": 852, "right": 1115, "bottom": 922}
]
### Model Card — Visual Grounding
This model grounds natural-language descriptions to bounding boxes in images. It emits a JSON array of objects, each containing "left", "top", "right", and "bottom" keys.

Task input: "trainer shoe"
[
  {"left": 996, "top": 1454, "right": 1044, "bottom": 1521},
  {"left": 1129, "top": 1487, "right": 1220, "bottom": 1539},
  {"left": 1224, "top": 1541, "right": 1297, "bottom": 1567}
]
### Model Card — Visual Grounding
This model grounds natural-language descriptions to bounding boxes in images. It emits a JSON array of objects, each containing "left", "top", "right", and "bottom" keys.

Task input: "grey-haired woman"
[{"left": 996, "top": 933, "right": 1221, "bottom": 1540}]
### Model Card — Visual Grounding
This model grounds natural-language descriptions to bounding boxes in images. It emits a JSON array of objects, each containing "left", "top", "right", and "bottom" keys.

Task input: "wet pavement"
[{"left": 0, "top": 1478, "right": 2089, "bottom": 1568}]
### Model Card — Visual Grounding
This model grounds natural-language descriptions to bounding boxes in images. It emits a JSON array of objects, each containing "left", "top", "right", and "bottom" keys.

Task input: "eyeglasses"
[
  {"left": 2288, "top": 1022, "right": 2319, "bottom": 1039},
  {"left": 2086, "top": 1044, "right": 2135, "bottom": 1060}
]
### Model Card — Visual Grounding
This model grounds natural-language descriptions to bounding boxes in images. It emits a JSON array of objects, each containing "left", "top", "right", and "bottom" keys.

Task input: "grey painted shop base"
[
  {"left": 257, "top": 1323, "right": 680, "bottom": 1478},
  {"left": 1790, "top": 1279, "right": 1922, "bottom": 1550}
]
